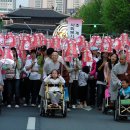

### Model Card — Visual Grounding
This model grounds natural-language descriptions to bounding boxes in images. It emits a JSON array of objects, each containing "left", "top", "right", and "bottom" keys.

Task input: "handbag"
[
  {"left": 20, "top": 70, "right": 28, "bottom": 79},
  {"left": 5, "top": 68, "right": 16, "bottom": 79},
  {"left": 5, "top": 63, "right": 17, "bottom": 80}
]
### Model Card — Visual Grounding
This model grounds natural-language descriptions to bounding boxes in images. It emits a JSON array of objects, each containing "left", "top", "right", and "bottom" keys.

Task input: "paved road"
[{"left": 0, "top": 106, "right": 129, "bottom": 130}]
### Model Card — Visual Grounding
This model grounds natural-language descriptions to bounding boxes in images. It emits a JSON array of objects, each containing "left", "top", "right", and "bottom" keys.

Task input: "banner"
[{"left": 67, "top": 18, "right": 82, "bottom": 39}]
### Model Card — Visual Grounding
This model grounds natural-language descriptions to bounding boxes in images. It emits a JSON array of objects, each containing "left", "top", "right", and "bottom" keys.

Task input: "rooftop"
[{"left": 6, "top": 7, "right": 69, "bottom": 19}]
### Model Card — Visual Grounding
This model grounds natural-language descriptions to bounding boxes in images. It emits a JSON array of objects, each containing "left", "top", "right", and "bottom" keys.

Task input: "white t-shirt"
[
  {"left": 44, "top": 75, "right": 65, "bottom": 92},
  {"left": 69, "top": 58, "right": 82, "bottom": 82},
  {"left": 78, "top": 70, "right": 89, "bottom": 87},
  {"left": 25, "top": 58, "right": 41, "bottom": 80},
  {"left": 44, "top": 55, "right": 65, "bottom": 65}
]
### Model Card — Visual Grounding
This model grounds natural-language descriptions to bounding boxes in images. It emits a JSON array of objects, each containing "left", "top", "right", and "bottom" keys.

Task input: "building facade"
[
  {"left": 0, "top": 0, "right": 16, "bottom": 13},
  {"left": 29, "top": 0, "right": 44, "bottom": 8},
  {"left": 4, "top": 7, "right": 69, "bottom": 34},
  {"left": 67, "top": 0, "right": 87, "bottom": 14},
  {"left": 28, "top": 0, "right": 87, "bottom": 14},
  {"left": 29, "top": 0, "right": 54, "bottom": 9},
  {"left": 35, "top": 0, "right": 43, "bottom": 8},
  {"left": 45, "top": 0, "right": 54, "bottom": 8},
  {"left": 55, "top": 0, "right": 63, "bottom": 13}
]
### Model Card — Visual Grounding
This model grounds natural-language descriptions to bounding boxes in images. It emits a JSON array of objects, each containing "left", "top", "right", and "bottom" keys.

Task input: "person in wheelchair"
[
  {"left": 120, "top": 79, "right": 130, "bottom": 99},
  {"left": 44, "top": 69, "right": 65, "bottom": 107}
]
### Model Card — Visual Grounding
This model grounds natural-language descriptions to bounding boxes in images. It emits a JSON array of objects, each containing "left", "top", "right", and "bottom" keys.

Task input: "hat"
[{"left": 90, "top": 46, "right": 99, "bottom": 51}]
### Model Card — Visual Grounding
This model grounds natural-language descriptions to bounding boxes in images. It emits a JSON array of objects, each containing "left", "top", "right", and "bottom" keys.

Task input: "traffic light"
[{"left": 94, "top": 24, "right": 97, "bottom": 28}]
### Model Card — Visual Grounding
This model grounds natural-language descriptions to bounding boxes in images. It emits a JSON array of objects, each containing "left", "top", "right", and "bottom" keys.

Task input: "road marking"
[{"left": 27, "top": 117, "right": 36, "bottom": 130}]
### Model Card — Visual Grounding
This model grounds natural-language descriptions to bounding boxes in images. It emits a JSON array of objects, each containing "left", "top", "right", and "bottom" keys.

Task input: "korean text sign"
[{"left": 67, "top": 18, "right": 82, "bottom": 39}]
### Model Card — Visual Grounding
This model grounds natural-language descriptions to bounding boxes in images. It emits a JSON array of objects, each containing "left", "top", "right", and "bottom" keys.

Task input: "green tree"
[
  {"left": 0, "top": 19, "right": 3, "bottom": 32},
  {"left": 101, "top": 0, "right": 130, "bottom": 33},
  {"left": 74, "top": 0, "right": 105, "bottom": 35}
]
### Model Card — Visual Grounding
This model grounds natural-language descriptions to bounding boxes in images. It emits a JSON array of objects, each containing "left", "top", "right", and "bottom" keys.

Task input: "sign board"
[{"left": 67, "top": 18, "right": 82, "bottom": 39}]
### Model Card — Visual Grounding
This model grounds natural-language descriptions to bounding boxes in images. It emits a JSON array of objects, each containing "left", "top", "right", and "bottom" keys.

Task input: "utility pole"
[{"left": 24, "top": 22, "right": 32, "bottom": 35}]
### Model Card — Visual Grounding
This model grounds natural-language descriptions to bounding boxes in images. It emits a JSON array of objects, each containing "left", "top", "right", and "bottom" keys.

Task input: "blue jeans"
[{"left": 6, "top": 79, "right": 20, "bottom": 105}]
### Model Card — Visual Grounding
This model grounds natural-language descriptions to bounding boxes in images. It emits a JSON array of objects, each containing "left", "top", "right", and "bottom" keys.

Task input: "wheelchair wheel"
[
  {"left": 114, "top": 100, "right": 120, "bottom": 121},
  {"left": 62, "top": 101, "right": 67, "bottom": 118},
  {"left": 114, "top": 109, "right": 120, "bottom": 121},
  {"left": 40, "top": 100, "right": 45, "bottom": 116}
]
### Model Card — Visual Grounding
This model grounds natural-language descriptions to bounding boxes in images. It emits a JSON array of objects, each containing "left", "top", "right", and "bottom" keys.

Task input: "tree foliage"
[
  {"left": 74, "top": 0, "right": 104, "bottom": 35},
  {"left": 0, "top": 19, "right": 3, "bottom": 31},
  {"left": 101, "top": 0, "right": 130, "bottom": 33},
  {"left": 73, "top": 0, "right": 130, "bottom": 35}
]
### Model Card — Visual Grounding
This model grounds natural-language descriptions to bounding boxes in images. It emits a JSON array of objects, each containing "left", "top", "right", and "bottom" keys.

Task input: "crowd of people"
[{"left": 0, "top": 44, "right": 130, "bottom": 112}]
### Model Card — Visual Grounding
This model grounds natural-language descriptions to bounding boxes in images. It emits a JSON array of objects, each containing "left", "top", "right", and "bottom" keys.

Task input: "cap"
[{"left": 90, "top": 46, "right": 99, "bottom": 51}]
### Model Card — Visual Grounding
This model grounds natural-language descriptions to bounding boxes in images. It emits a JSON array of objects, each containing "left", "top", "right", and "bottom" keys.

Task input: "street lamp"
[{"left": 24, "top": 22, "right": 32, "bottom": 35}]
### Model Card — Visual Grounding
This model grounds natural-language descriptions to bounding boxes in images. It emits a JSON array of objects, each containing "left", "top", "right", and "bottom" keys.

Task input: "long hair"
[
  {"left": 108, "top": 53, "right": 119, "bottom": 70},
  {"left": 50, "top": 69, "right": 59, "bottom": 78},
  {"left": 11, "top": 47, "right": 18, "bottom": 59}
]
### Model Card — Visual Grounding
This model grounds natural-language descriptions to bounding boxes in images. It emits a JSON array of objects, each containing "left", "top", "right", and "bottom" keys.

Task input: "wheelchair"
[
  {"left": 40, "top": 83, "right": 67, "bottom": 117},
  {"left": 114, "top": 92, "right": 130, "bottom": 121},
  {"left": 102, "top": 97, "right": 114, "bottom": 114}
]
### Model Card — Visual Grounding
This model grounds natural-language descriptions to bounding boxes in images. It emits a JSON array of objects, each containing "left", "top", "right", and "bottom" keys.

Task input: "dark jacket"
[{"left": 96, "top": 59, "right": 105, "bottom": 82}]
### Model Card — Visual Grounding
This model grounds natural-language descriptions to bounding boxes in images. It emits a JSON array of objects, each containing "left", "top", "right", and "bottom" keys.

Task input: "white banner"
[{"left": 67, "top": 18, "right": 82, "bottom": 39}]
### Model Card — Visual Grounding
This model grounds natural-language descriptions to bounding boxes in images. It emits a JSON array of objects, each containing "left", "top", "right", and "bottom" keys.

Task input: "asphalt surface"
[{"left": 0, "top": 106, "right": 130, "bottom": 130}]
